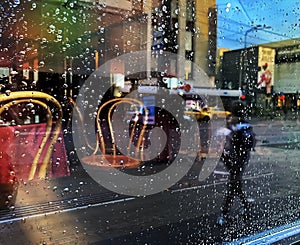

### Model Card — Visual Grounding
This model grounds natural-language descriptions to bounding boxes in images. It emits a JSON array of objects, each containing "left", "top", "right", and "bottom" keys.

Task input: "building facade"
[
  {"left": 0, "top": 0, "right": 217, "bottom": 98},
  {"left": 219, "top": 39, "right": 300, "bottom": 115}
]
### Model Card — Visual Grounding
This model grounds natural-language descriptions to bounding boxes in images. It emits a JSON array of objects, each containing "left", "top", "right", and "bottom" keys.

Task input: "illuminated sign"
[
  {"left": 98, "top": 0, "right": 132, "bottom": 10},
  {"left": 257, "top": 47, "right": 275, "bottom": 94}
]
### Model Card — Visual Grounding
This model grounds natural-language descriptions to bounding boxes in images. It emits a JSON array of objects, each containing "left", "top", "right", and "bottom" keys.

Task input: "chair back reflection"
[
  {"left": 0, "top": 91, "right": 67, "bottom": 180},
  {"left": 81, "top": 97, "right": 148, "bottom": 168}
]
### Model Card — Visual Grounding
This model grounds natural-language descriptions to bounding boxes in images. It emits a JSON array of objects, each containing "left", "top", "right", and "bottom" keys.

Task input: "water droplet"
[{"left": 14, "top": 130, "right": 20, "bottom": 137}]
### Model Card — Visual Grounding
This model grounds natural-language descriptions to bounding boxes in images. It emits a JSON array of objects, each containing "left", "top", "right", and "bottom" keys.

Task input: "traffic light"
[{"left": 240, "top": 90, "right": 246, "bottom": 100}]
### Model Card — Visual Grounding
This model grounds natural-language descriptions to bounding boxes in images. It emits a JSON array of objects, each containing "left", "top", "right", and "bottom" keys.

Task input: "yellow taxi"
[
  {"left": 208, "top": 106, "right": 231, "bottom": 120},
  {"left": 184, "top": 106, "right": 211, "bottom": 122}
]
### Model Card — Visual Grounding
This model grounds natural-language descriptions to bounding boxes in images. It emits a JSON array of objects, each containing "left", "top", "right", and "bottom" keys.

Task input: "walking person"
[{"left": 217, "top": 101, "right": 256, "bottom": 226}]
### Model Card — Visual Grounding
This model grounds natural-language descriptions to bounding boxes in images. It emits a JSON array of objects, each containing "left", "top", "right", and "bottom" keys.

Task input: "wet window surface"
[{"left": 0, "top": 0, "right": 300, "bottom": 244}]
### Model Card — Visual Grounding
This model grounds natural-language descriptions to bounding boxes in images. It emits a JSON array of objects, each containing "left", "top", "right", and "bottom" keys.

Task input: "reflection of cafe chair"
[
  {"left": 0, "top": 130, "right": 17, "bottom": 209},
  {"left": 81, "top": 98, "right": 148, "bottom": 168},
  {"left": 0, "top": 91, "right": 70, "bottom": 185}
]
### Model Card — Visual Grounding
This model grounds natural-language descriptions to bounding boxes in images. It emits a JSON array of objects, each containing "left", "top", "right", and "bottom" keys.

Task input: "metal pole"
[
  {"left": 242, "top": 25, "right": 271, "bottom": 116},
  {"left": 144, "top": 0, "right": 152, "bottom": 82},
  {"left": 238, "top": 51, "right": 243, "bottom": 90},
  {"left": 238, "top": 28, "right": 251, "bottom": 90},
  {"left": 241, "top": 28, "right": 252, "bottom": 88},
  {"left": 240, "top": 25, "right": 270, "bottom": 89},
  {"left": 178, "top": 0, "right": 187, "bottom": 79}
]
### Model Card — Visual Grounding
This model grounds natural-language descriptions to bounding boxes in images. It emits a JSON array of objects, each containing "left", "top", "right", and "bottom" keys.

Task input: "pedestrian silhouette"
[{"left": 217, "top": 101, "right": 255, "bottom": 226}]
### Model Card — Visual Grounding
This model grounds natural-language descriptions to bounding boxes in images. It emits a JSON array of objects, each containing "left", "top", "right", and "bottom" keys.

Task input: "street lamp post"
[
  {"left": 244, "top": 25, "right": 261, "bottom": 49},
  {"left": 238, "top": 25, "right": 271, "bottom": 90},
  {"left": 238, "top": 24, "right": 271, "bottom": 117},
  {"left": 244, "top": 25, "right": 272, "bottom": 48}
]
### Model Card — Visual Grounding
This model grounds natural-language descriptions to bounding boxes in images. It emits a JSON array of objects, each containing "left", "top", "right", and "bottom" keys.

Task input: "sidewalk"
[
  {"left": 250, "top": 115, "right": 300, "bottom": 147},
  {"left": 250, "top": 109, "right": 300, "bottom": 123}
]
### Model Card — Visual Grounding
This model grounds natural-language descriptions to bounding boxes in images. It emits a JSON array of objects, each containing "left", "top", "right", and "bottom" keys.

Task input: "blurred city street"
[
  {"left": 0, "top": 117, "right": 300, "bottom": 244},
  {"left": 1, "top": 1, "right": 300, "bottom": 244}
]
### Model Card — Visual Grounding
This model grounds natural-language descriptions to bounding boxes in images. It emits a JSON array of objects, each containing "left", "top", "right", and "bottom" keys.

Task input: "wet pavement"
[{"left": 0, "top": 118, "right": 300, "bottom": 244}]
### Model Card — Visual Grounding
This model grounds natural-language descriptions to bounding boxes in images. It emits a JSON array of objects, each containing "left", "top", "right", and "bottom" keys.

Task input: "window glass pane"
[{"left": 0, "top": 0, "right": 299, "bottom": 244}]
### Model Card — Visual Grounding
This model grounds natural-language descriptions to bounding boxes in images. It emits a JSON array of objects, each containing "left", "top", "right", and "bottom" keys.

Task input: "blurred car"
[
  {"left": 208, "top": 106, "right": 231, "bottom": 120},
  {"left": 184, "top": 107, "right": 211, "bottom": 122}
]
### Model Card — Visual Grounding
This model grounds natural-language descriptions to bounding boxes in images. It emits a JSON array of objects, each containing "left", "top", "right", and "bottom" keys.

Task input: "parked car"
[{"left": 208, "top": 106, "right": 231, "bottom": 120}]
